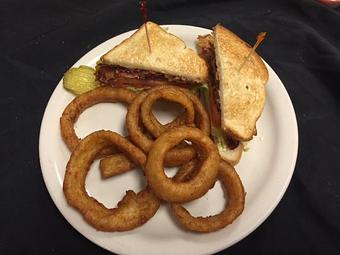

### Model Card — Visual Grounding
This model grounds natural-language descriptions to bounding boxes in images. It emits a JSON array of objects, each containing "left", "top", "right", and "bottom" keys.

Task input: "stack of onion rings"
[
  {"left": 61, "top": 84, "right": 245, "bottom": 233},
  {"left": 126, "top": 86, "right": 210, "bottom": 168},
  {"left": 100, "top": 85, "right": 211, "bottom": 178}
]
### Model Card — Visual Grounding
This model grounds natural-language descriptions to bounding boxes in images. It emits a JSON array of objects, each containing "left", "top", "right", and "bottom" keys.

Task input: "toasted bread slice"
[
  {"left": 214, "top": 24, "right": 268, "bottom": 141},
  {"left": 102, "top": 21, "right": 208, "bottom": 84}
]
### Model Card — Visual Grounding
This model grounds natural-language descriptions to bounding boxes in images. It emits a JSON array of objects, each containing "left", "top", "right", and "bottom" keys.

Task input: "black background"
[{"left": 1, "top": 0, "right": 340, "bottom": 254}]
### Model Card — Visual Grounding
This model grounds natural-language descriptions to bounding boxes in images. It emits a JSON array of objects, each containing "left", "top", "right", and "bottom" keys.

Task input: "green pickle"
[{"left": 63, "top": 65, "right": 98, "bottom": 95}]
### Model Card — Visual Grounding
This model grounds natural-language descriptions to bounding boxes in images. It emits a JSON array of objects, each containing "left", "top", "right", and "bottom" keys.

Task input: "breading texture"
[
  {"left": 171, "top": 160, "right": 245, "bottom": 232},
  {"left": 63, "top": 130, "right": 160, "bottom": 231},
  {"left": 60, "top": 86, "right": 138, "bottom": 177},
  {"left": 145, "top": 127, "right": 220, "bottom": 203}
]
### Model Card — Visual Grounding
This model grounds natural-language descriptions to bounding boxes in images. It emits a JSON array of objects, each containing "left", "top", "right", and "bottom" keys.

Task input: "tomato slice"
[{"left": 208, "top": 83, "right": 221, "bottom": 128}]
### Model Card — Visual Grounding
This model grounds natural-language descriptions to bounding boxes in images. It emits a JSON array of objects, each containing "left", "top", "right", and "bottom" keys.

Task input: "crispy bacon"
[{"left": 95, "top": 64, "right": 197, "bottom": 88}]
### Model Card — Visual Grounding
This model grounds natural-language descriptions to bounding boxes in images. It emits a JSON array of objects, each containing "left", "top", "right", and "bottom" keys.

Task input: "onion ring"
[
  {"left": 60, "top": 86, "right": 137, "bottom": 177},
  {"left": 63, "top": 130, "right": 160, "bottom": 231},
  {"left": 126, "top": 90, "right": 196, "bottom": 166},
  {"left": 141, "top": 85, "right": 210, "bottom": 137},
  {"left": 145, "top": 126, "right": 220, "bottom": 203},
  {"left": 60, "top": 86, "right": 136, "bottom": 152},
  {"left": 170, "top": 160, "right": 245, "bottom": 233},
  {"left": 141, "top": 87, "right": 195, "bottom": 137},
  {"left": 98, "top": 85, "right": 210, "bottom": 178}
]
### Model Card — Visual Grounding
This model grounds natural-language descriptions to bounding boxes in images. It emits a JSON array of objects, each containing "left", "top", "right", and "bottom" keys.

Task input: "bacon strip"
[{"left": 95, "top": 64, "right": 198, "bottom": 88}]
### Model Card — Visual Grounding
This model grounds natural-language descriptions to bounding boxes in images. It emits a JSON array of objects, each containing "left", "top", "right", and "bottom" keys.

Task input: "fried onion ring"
[
  {"left": 60, "top": 86, "right": 136, "bottom": 152},
  {"left": 126, "top": 91, "right": 196, "bottom": 166},
  {"left": 141, "top": 87, "right": 195, "bottom": 138},
  {"left": 170, "top": 160, "right": 245, "bottom": 233},
  {"left": 145, "top": 127, "right": 220, "bottom": 203},
  {"left": 63, "top": 130, "right": 160, "bottom": 231},
  {"left": 141, "top": 85, "right": 210, "bottom": 137},
  {"left": 60, "top": 86, "right": 137, "bottom": 177},
  {"left": 98, "top": 85, "right": 210, "bottom": 178}
]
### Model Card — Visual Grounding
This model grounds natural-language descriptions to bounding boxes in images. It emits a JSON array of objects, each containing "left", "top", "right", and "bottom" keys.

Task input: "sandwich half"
[
  {"left": 96, "top": 21, "right": 208, "bottom": 88},
  {"left": 197, "top": 24, "right": 268, "bottom": 163}
]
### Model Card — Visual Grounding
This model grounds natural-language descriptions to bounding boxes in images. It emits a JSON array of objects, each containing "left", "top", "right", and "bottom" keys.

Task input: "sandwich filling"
[
  {"left": 197, "top": 35, "right": 220, "bottom": 126},
  {"left": 197, "top": 35, "right": 239, "bottom": 150},
  {"left": 95, "top": 64, "right": 200, "bottom": 88}
]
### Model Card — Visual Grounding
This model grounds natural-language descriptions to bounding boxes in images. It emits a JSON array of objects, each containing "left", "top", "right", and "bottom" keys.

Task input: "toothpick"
[
  {"left": 139, "top": 1, "right": 152, "bottom": 53},
  {"left": 238, "top": 32, "right": 266, "bottom": 72},
  {"left": 144, "top": 22, "right": 152, "bottom": 53}
]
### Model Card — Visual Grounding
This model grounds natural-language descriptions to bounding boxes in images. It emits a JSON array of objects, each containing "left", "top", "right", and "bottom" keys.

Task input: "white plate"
[{"left": 39, "top": 25, "right": 298, "bottom": 255}]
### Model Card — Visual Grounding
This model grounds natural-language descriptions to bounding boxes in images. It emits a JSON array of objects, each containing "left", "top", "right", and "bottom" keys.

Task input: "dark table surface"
[{"left": 1, "top": 0, "right": 340, "bottom": 254}]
